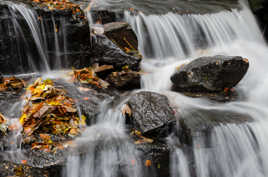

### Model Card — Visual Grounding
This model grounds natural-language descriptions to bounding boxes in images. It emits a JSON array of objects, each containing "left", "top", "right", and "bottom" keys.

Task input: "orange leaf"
[
  {"left": 21, "top": 160, "right": 27, "bottom": 164},
  {"left": 145, "top": 160, "right": 152, "bottom": 167},
  {"left": 83, "top": 97, "right": 89, "bottom": 101}
]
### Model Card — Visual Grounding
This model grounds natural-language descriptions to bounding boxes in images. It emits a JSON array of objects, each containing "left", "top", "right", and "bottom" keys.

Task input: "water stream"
[
  {"left": 7, "top": 2, "right": 50, "bottom": 71},
  {"left": 125, "top": 1, "right": 268, "bottom": 177},
  {"left": 2, "top": 0, "right": 268, "bottom": 176},
  {"left": 3, "top": 1, "right": 69, "bottom": 72}
]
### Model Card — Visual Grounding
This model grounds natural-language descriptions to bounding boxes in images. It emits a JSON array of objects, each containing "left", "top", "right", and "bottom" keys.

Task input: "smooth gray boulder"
[{"left": 171, "top": 55, "right": 249, "bottom": 92}]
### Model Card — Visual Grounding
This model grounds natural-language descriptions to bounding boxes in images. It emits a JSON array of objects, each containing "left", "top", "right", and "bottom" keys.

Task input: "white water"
[
  {"left": 125, "top": 3, "right": 264, "bottom": 60},
  {"left": 64, "top": 100, "right": 143, "bottom": 177},
  {"left": 3, "top": 0, "right": 268, "bottom": 177},
  {"left": 125, "top": 1, "right": 268, "bottom": 177}
]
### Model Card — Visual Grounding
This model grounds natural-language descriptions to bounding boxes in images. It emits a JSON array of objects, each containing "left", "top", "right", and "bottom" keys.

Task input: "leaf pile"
[
  {"left": 72, "top": 64, "right": 113, "bottom": 89},
  {"left": 0, "top": 76, "right": 25, "bottom": 92},
  {"left": 20, "top": 78, "right": 85, "bottom": 150},
  {"left": 32, "top": 0, "right": 84, "bottom": 19}
]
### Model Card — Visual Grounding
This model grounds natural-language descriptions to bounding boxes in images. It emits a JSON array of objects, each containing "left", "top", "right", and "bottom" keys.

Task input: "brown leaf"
[{"left": 0, "top": 113, "right": 6, "bottom": 124}]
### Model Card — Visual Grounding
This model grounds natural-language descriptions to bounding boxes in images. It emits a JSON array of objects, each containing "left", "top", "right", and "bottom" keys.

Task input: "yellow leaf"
[{"left": 20, "top": 113, "right": 27, "bottom": 125}]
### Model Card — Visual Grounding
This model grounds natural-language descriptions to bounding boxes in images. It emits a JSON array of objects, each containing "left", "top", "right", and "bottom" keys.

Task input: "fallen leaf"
[
  {"left": 145, "top": 160, "right": 152, "bottom": 167},
  {"left": 21, "top": 160, "right": 27, "bottom": 164}
]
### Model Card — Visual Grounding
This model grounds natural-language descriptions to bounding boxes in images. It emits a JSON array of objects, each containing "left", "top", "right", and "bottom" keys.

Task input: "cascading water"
[
  {"left": 2, "top": 0, "right": 268, "bottom": 176},
  {"left": 3, "top": 1, "right": 71, "bottom": 72},
  {"left": 63, "top": 99, "right": 143, "bottom": 177},
  {"left": 125, "top": 3, "right": 265, "bottom": 59},
  {"left": 7, "top": 2, "right": 50, "bottom": 71},
  {"left": 125, "top": 1, "right": 268, "bottom": 177}
]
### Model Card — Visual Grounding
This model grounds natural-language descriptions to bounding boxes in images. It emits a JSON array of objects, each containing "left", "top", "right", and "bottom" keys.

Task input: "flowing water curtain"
[
  {"left": 124, "top": 1, "right": 268, "bottom": 177},
  {"left": 64, "top": 102, "right": 143, "bottom": 177},
  {"left": 7, "top": 2, "right": 50, "bottom": 72},
  {"left": 125, "top": 2, "right": 264, "bottom": 60},
  {"left": 5, "top": 1, "right": 68, "bottom": 72}
]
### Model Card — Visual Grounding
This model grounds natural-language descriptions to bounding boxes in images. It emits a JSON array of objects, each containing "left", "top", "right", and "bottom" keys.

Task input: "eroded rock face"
[
  {"left": 126, "top": 91, "right": 175, "bottom": 137},
  {"left": 171, "top": 55, "right": 249, "bottom": 92}
]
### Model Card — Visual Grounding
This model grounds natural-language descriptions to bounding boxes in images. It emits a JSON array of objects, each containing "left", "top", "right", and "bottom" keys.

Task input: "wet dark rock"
[
  {"left": 126, "top": 91, "right": 175, "bottom": 138},
  {"left": 177, "top": 108, "right": 254, "bottom": 147},
  {"left": 90, "top": 35, "right": 141, "bottom": 71},
  {"left": 171, "top": 55, "right": 249, "bottom": 92},
  {"left": 90, "top": 10, "right": 120, "bottom": 24}
]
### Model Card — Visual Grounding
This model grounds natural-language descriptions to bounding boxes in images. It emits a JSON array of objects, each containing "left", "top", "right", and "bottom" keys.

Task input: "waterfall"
[
  {"left": 125, "top": 3, "right": 265, "bottom": 59},
  {"left": 125, "top": 1, "right": 268, "bottom": 177},
  {"left": 63, "top": 101, "right": 143, "bottom": 177},
  {"left": 2, "top": 0, "right": 268, "bottom": 176},
  {"left": 3, "top": 1, "right": 69, "bottom": 72},
  {"left": 7, "top": 2, "right": 50, "bottom": 71},
  {"left": 169, "top": 123, "right": 268, "bottom": 177}
]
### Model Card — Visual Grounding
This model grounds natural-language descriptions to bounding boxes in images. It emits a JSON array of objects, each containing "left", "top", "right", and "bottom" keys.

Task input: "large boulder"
[
  {"left": 125, "top": 91, "right": 175, "bottom": 138},
  {"left": 171, "top": 55, "right": 249, "bottom": 92}
]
